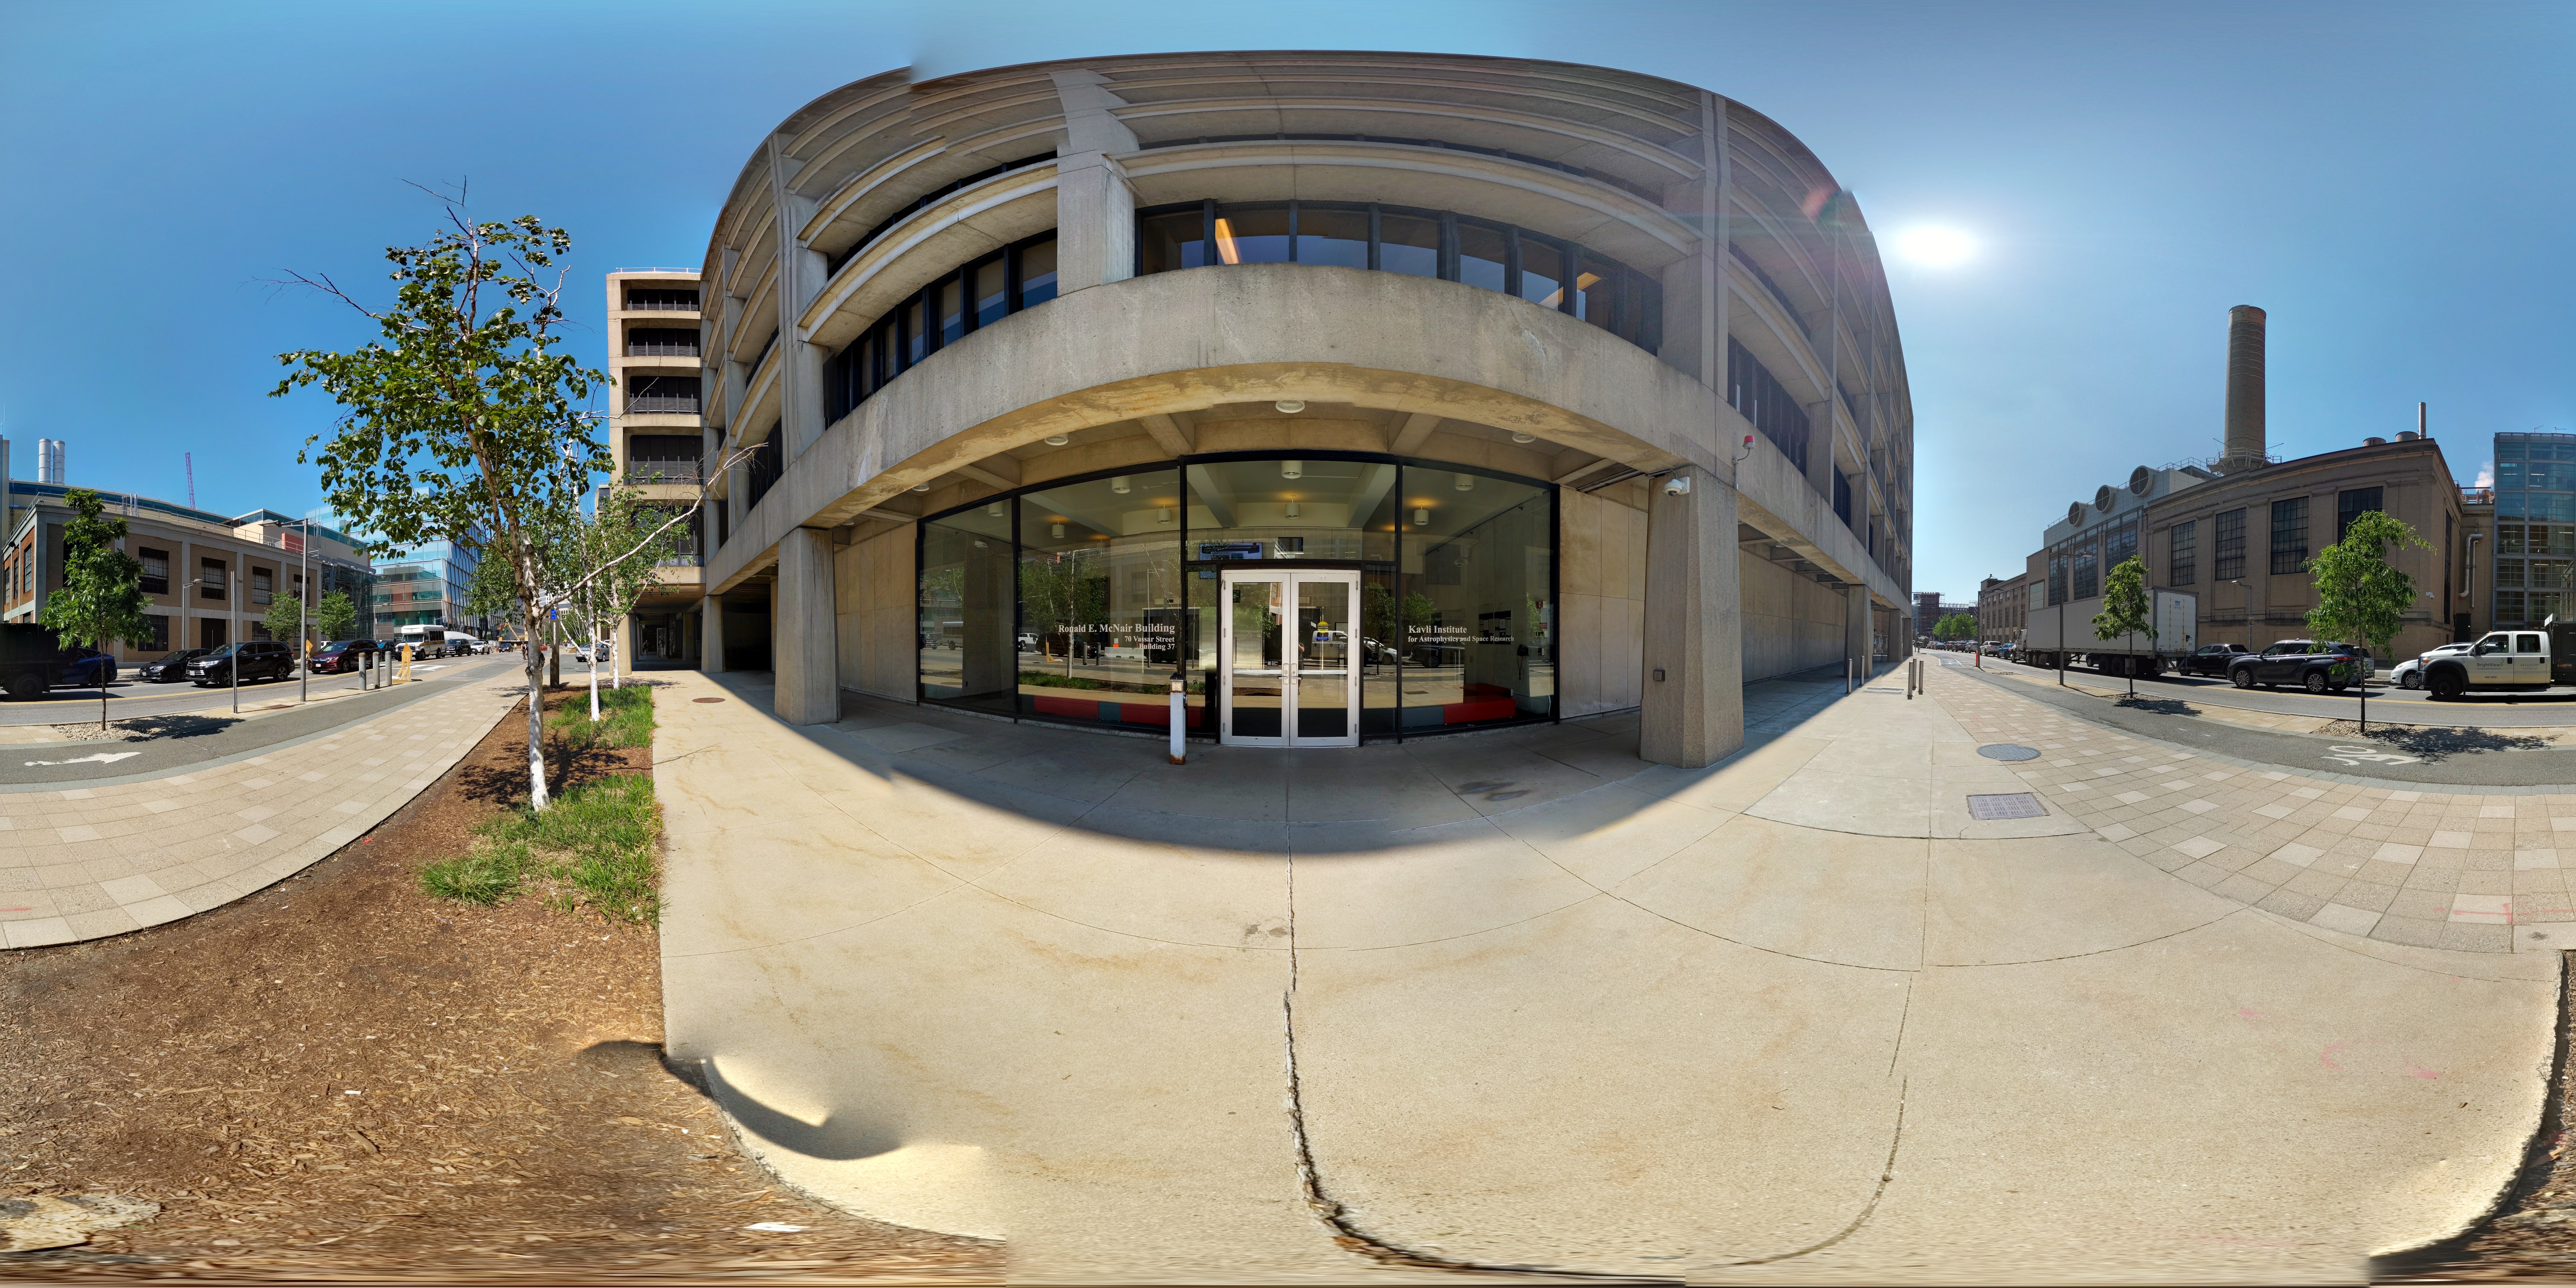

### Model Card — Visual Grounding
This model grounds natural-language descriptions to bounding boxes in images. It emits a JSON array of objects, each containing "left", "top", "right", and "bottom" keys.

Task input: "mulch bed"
[{"left": 0, "top": 684, "right": 999, "bottom": 1283}]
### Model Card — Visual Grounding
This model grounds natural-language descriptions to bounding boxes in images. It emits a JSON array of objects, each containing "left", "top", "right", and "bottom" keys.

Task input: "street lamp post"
[
  {"left": 294, "top": 520, "right": 311, "bottom": 704},
  {"left": 230, "top": 566, "right": 242, "bottom": 715}
]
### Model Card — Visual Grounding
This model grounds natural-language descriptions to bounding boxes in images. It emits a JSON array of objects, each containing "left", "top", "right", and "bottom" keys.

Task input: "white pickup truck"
[{"left": 2420, "top": 620, "right": 2576, "bottom": 698}]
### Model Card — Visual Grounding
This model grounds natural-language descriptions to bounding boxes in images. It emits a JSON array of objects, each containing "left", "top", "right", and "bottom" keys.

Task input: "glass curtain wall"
[
  {"left": 2496, "top": 434, "right": 2576, "bottom": 626},
  {"left": 919, "top": 454, "right": 1556, "bottom": 737}
]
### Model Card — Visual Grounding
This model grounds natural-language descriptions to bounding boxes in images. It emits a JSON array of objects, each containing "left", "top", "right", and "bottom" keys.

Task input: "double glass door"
[{"left": 1219, "top": 569, "right": 1359, "bottom": 748}]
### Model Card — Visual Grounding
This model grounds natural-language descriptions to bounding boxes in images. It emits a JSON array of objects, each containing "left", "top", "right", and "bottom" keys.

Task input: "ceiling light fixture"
[
  {"left": 1281, "top": 459, "right": 1302, "bottom": 478},
  {"left": 1412, "top": 507, "right": 1430, "bottom": 526},
  {"left": 1051, "top": 522, "right": 1066, "bottom": 539},
  {"left": 987, "top": 503, "right": 1005, "bottom": 518},
  {"left": 912, "top": 483, "right": 931, "bottom": 492},
  {"left": 1044, "top": 434, "right": 1069, "bottom": 446},
  {"left": 1510, "top": 432, "right": 1535, "bottom": 444},
  {"left": 1157, "top": 507, "right": 1173, "bottom": 525},
  {"left": 1274, "top": 399, "right": 1306, "bottom": 414},
  {"left": 1285, "top": 501, "right": 1302, "bottom": 518},
  {"left": 1111, "top": 476, "right": 1130, "bottom": 494},
  {"left": 1454, "top": 474, "right": 1475, "bottom": 492}
]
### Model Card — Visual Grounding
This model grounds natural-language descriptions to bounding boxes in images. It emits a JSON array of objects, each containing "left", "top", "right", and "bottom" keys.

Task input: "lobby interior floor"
[{"left": 654, "top": 664, "right": 2558, "bottom": 1284}]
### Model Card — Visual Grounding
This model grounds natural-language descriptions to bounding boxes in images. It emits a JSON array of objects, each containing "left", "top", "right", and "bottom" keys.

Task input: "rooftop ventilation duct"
[{"left": 2067, "top": 501, "right": 2087, "bottom": 528}]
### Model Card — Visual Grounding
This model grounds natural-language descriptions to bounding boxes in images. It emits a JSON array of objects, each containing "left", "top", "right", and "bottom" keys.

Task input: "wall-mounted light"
[
  {"left": 1284, "top": 501, "right": 1302, "bottom": 518},
  {"left": 1281, "top": 460, "right": 1302, "bottom": 478},
  {"left": 913, "top": 483, "right": 931, "bottom": 492},
  {"left": 1157, "top": 507, "right": 1173, "bottom": 525},
  {"left": 1044, "top": 434, "right": 1069, "bottom": 447},
  {"left": 1111, "top": 476, "right": 1130, "bottom": 494},
  {"left": 1412, "top": 507, "right": 1430, "bottom": 526},
  {"left": 1454, "top": 474, "right": 1475, "bottom": 492},
  {"left": 1275, "top": 399, "right": 1306, "bottom": 414},
  {"left": 987, "top": 502, "right": 1005, "bottom": 518}
]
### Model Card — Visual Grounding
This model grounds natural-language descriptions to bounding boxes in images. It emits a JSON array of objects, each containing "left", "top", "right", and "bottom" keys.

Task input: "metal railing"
[
  {"left": 626, "top": 341, "right": 701, "bottom": 357},
  {"left": 624, "top": 458, "right": 703, "bottom": 483},
  {"left": 626, "top": 395, "right": 702, "bottom": 414},
  {"left": 625, "top": 293, "right": 700, "bottom": 312}
]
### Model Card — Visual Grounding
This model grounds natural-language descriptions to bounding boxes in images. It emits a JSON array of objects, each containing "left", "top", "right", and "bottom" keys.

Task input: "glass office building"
[{"left": 2491, "top": 431, "right": 2576, "bottom": 627}]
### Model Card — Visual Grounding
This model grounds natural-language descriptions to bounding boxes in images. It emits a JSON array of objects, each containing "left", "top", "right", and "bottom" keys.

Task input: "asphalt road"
[
  {"left": 1968, "top": 653, "right": 2576, "bottom": 727},
  {"left": 1940, "top": 654, "right": 2576, "bottom": 787},
  {"left": 0, "top": 656, "right": 507, "bottom": 727},
  {"left": 0, "top": 656, "right": 525, "bottom": 788}
]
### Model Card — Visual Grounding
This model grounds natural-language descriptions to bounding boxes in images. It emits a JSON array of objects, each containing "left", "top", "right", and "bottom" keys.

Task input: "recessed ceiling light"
[
  {"left": 1274, "top": 399, "right": 1306, "bottom": 414},
  {"left": 1111, "top": 476, "right": 1130, "bottom": 494},
  {"left": 1511, "top": 432, "right": 1535, "bottom": 444},
  {"left": 1044, "top": 434, "right": 1069, "bottom": 446},
  {"left": 1281, "top": 460, "right": 1302, "bottom": 478},
  {"left": 912, "top": 483, "right": 931, "bottom": 492}
]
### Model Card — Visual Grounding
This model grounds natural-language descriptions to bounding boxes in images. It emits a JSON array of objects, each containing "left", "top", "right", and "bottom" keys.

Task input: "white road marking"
[
  {"left": 23, "top": 751, "right": 142, "bottom": 767},
  {"left": 2323, "top": 745, "right": 2422, "bottom": 766}
]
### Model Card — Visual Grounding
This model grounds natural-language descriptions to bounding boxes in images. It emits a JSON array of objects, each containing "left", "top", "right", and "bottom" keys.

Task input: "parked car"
[
  {"left": 56, "top": 646, "right": 116, "bottom": 689},
  {"left": 135, "top": 648, "right": 212, "bottom": 683},
  {"left": 187, "top": 640, "right": 295, "bottom": 687},
  {"left": 0, "top": 623, "right": 72, "bottom": 699},
  {"left": 2176, "top": 642, "right": 2251, "bottom": 678},
  {"left": 2227, "top": 639, "right": 2366, "bottom": 693},
  {"left": 308, "top": 639, "right": 381, "bottom": 675},
  {"left": 2392, "top": 642, "right": 2474, "bottom": 690}
]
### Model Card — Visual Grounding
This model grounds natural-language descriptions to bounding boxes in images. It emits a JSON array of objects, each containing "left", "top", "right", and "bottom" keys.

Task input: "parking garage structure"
[{"left": 689, "top": 51, "right": 1915, "bottom": 766}]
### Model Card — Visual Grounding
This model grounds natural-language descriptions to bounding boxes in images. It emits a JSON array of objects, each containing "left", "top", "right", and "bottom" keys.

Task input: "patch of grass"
[
  {"left": 418, "top": 774, "right": 662, "bottom": 923},
  {"left": 548, "top": 682, "right": 657, "bottom": 751}
]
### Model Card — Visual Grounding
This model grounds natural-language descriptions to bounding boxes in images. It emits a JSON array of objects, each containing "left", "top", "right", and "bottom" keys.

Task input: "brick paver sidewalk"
[
  {"left": 0, "top": 676, "right": 525, "bottom": 949},
  {"left": 1930, "top": 659, "right": 2563, "bottom": 954}
]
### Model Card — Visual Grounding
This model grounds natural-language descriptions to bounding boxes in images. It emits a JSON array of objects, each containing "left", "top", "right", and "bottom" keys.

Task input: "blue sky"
[{"left": 2, "top": 1, "right": 2569, "bottom": 596}]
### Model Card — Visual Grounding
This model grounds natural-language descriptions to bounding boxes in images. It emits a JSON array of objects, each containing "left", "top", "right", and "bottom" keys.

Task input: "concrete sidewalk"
[
  {"left": 0, "top": 669, "right": 527, "bottom": 949},
  {"left": 656, "top": 667, "right": 2558, "bottom": 1283}
]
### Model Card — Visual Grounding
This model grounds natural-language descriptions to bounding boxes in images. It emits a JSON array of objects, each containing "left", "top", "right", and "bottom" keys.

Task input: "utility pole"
[
  {"left": 230, "top": 566, "right": 242, "bottom": 715},
  {"left": 295, "top": 520, "right": 310, "bottom": 704}
]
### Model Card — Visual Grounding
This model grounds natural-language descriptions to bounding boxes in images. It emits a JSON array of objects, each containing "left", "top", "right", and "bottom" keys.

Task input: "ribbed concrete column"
[
  {"left": 1640, "top": 472, "right": 1745, "bottom": 768},
  {"left": 774, "top": 528, "right": 839, "bottom": 725},
  {"left": 704, "top": 593, "right": 728, "bottom": 674},
  {"left": 1846, "top": 584, "right": 1871, "bottom": 678},
  {"left": 1050, "top": 69, "right": 1139, "bottom": 297}
]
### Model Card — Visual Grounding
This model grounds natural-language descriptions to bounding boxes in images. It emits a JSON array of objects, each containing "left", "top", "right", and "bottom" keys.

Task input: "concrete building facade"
[
  {"left": 3, "top": 484, "right": 374, "bottom": 660},
  {"left": 1976, "top": 573, "right": 2028, "bottom": 645},
  {"left": 688, "top": 52, "right": 1914, "bottom": 766},
  {"left": 605, "top": 269, "right": 709, "bottom": 667}
]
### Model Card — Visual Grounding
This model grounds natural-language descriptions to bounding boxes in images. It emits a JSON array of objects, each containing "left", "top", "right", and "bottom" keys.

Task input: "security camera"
[{"left": 1663, "top": 475, "right": 1692, "bottom": 497}]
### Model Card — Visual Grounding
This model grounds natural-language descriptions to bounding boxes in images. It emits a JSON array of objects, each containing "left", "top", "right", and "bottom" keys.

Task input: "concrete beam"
[
  {"left": 1139, "top": 413, "right": 1194, "bottom": 457},
  {"left": 1389, "top": 412, "right": 1444, "bottom": 456},
  {"left": 954, "top": 455, "right": 1021, "bottom": 492}
]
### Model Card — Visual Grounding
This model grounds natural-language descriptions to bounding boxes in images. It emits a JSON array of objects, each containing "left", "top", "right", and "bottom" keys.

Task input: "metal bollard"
[{"left": 1168, "top": 675, "right": 1186, "bottom": 765}]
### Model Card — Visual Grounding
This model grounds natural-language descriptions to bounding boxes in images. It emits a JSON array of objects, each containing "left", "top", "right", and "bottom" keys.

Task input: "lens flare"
[{"left": 1894, "top": 226, "right": 1975, "bottom": 267}]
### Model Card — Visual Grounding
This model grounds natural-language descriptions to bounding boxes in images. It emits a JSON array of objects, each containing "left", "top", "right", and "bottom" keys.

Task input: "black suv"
[
  {"left": 2177, "top": 643, "right": 2250, "bottom": 677},
  {"left": 2227, "top": 640, "right": 2366, "bottom": 693},
  {"left": 187, "top": 640, "right": 295, "bottom": 687}
]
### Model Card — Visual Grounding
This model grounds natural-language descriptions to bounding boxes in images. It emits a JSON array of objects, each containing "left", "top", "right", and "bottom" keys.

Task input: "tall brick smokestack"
[{"left": 2218, "top": 305, "right": 2267, "bottom": 473}]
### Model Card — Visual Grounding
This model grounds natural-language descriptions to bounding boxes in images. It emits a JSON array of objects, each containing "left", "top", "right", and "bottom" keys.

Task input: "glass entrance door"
[{"left": 1219, "top": 569, "right": 1359, "bottom": 747}]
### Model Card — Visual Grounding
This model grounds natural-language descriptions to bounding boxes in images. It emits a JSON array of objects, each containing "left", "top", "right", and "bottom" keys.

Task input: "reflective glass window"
[
  {"left": 904, "top": 296, "right": 929, "bottom": 365},
  {"left": 937, "top": 277, "right": 965, "bottom": 345},
  {"left": 1015, "top": 471, "right": 1187, "bottom": 732},
  {"left": 1017, "top": 238, "right": 1058, "bottom": 308},
  {"left": 1378, "top": 210, "right": 1441, "bottom": 279},
  {"left": 1295, "top": 205, "right": 1370, "bottom": 267},
  {"left": 1213, "top": 204, "right": 1292, "bottom": 265},
  {"left": 918, "top": 504, "right": 1015, "bottom": 713},
  {"left": 1457, "top": 219, "right": 1508, "bottom": 294},
  {"left": 1518, "top": 234, "right": 1565, "bottom": 307},
  {"left": 1185, "top": 459, "right": 1397, "bottom": 565},
  {"left": 1138, "top": 208, "right": 1208, "bottom": 273},
  {"left": 1399, "top": 465, "right": 1553, "bottom": 729},
  {"left": 1575, "top": 252, "right": 1617, "bottom": 329},
  {"left": 973, "top": 258, "right": 1008, "bottom": 327}
]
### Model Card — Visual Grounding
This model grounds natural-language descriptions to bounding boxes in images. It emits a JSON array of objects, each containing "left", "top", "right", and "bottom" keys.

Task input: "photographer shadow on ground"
[{"left": 2321, "top": 720, "right": 2552, "bottom": 762}]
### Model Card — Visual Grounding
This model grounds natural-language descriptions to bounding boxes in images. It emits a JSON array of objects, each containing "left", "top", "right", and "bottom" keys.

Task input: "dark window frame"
[
  {"left": 2270, "top": 497, "right": 2309, "bottom": 575},
  {"left": 2213, "top": 508, "right": 2247, "bottom": 582},
  {"left": 2167, "top": 521, "right": 2196, "bottom": 587},
  {"left": 822, "top": 228, "right": 1062, "bottom": 427},
  {"left": 2336, "top": 487, "right": 2384, "bottom": 544}
]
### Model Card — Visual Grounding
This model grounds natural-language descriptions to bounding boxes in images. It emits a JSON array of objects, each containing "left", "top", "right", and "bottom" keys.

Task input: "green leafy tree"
[
  {"left": 561, "top": 487, "right": 667, "bottom": 714},
  {"left": 274, "top": 201, "right": 618, "bottom": 810},
  {"left": 44, "top": 488, "right": 155, "bottom": 730},
  {"left": 1933, "top": 611, "right": 1977, "bottom": 642},
  {"left": 263, "top": 593, "right": 306, "bottom": 652},
  {"left": 2091, "top": 554, "right": 2154, "bottom": 696},
  {"left": 317, "top": 590, "right": 359, "bottom": 642},
  {"left": 2308, "top": 510, "right": 2433, "bottom": 686}
]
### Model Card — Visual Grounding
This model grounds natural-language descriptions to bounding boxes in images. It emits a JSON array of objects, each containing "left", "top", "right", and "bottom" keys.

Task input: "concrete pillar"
[
  {"left": 1050, "top": 69, "right": 1139, "bottom": 297},
  {"left": 704, "top": 592, "right": 728, "bottom": 674},
  {"left": 1639, "top": 472, "right": 1745, "bottom": 768},
  {"left": 1846, "top": 584, "right": 1871, "bottom": 678},
  {"left": 774, "top": 527, "right": 838, "bottom": 725}
]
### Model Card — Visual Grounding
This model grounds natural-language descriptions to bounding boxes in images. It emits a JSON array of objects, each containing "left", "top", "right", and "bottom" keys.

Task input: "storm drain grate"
[
  {"left": 1977, "top": 743, "right": 2041, "bottom": 762},
  {"left": 1967, "top": 792, "right": 2048, "bottom": 820}
]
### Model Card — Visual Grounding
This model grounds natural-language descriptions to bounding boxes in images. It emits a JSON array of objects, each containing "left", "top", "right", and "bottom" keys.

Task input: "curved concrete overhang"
[
  {"left": 1111, "top": 96, "right": 1699, "bottom": 184},
  {"left": 705, "top": 263, "right": 1899, "bottom": 612},
  {"left": 800, "top": 166, "right": 1061, "bottom": 351},
  {"left": 1118, "top": 141, "right": 1697, "bottom": 269}
]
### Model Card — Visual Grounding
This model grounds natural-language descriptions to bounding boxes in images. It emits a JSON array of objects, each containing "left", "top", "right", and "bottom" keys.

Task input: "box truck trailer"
[{"left": 2022, "top": 590, "right": 2198, "bottom": 677}]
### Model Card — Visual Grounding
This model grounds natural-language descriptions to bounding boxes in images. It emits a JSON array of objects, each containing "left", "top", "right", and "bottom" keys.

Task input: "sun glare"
[{"left": 1894, "top": 226, "right": 1975, "bottom": 267}]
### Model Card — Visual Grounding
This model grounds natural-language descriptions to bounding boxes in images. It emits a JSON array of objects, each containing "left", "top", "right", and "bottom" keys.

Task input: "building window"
[
  {"left": 200, "top": 557, "right": 227, "bottom": 601},
  {"left": 2167, "top": 521, "right": 2196, "bottom": 587},
  {"left": 1833, "top": 471, "right": 1853, "bottom": 529},
  {"left": 2213, "top": 508, "right": 2245, "bottom": 582},
  {"left": 740, "top": 426, "right": 783, "bottom": 517},
  {"left": 824, "top": 230, "right": 1062, "bottom": 426},
  {"left": 251, "top": 568, "right": 273, "bottom": 606},
  {"left": 2071, "top": 545, "right": 2098, "bottom": 601},
  {"left": 2104, "top": 518, "right": 2138, "bottom": 570},
  {"left": 2268, "top": 498, "right": 2307, "bottom": 575},
  {"left": 626, "top": 374, "right": 700, "bottom": 415},
  {"left": 626, "top": 326, "right": 701, "bottom": 357},
  {"left": 199, "top": 617, "right": 226, "bottom": 650},
  {"left": 143, "top": 615, "right": 169, "bottom": 651},
  {"left": 2336, "top": 487, "right": 2384, "bottom": 544},
  {"left": 1726, "top": 339, "right": 1810, "bottom": 473},
  {"left": 138, "top": 547, "right": 168, "bottom": 595},
  {"left": 625, "top": 288, "right": 700, "bottom": 311},
  {"left": 1136, "top": 200, "right": 1661, "bottom": 354},
  {"left": 2047, "top": 552, "right": 2066, "bottom": 607}
]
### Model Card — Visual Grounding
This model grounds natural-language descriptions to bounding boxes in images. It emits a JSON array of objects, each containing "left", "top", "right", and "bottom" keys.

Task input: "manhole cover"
[
  {"left": 1967, "top": 793, "right": 2047, "bottom": 820},
  {"left": 692, "top": 697, "right": 726, "bottom": 704},
  {"left": 1977, "top": 743, "right": 2041, "bottom": 762}
]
